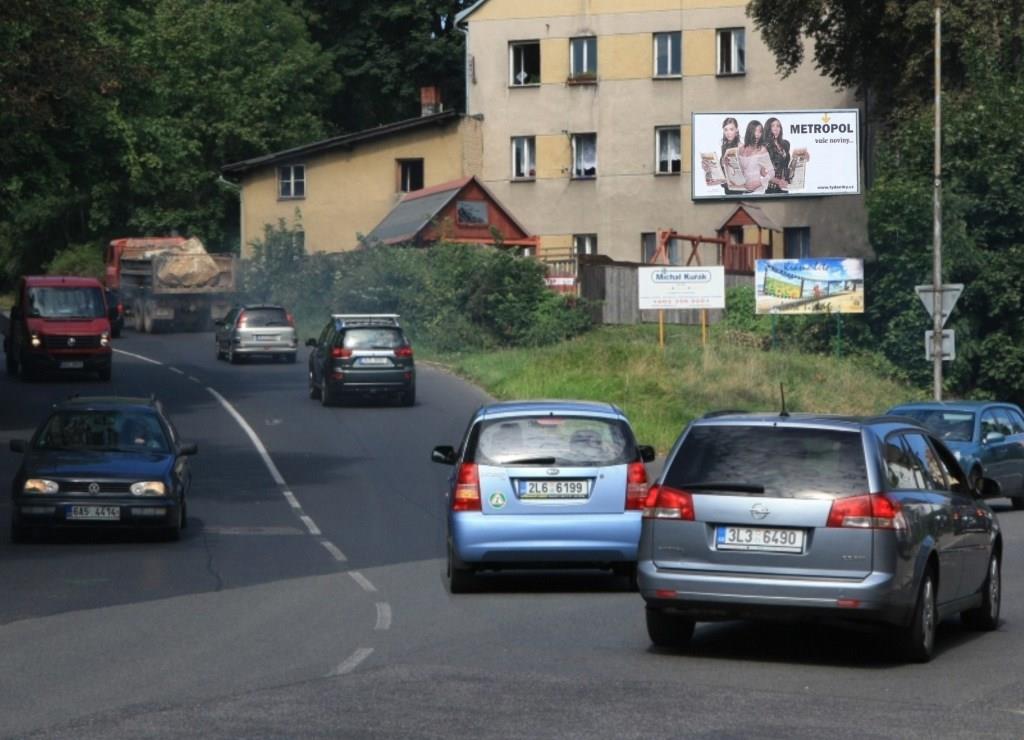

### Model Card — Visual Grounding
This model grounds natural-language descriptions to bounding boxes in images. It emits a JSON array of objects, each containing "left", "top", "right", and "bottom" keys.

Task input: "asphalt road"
[{"left": 1, "top": 330, "right": 1022, "bottom": 739}]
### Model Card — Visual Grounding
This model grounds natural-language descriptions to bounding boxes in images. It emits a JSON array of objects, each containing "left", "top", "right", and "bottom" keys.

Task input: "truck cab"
[{"left": 3, "top": 275, "right": 114, "bottom": 381}]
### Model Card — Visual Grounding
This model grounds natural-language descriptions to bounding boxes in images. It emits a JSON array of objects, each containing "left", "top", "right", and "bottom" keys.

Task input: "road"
[{"left": 1, "top": 330, "right": 1022, "bottom": 739}]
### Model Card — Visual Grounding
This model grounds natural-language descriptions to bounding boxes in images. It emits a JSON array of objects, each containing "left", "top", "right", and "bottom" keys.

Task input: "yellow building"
[
  {"left": 222, "top": 109, "right": 482, "bottom": 256},
  {"left": 455, "top": 0, "right": 869, "bottom": 269}
]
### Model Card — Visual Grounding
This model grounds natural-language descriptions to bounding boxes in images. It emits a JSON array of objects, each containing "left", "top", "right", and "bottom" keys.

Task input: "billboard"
[
  {"left": 638, "top": 266, "right": 726, "bottom": 310},
  {"left": 692, "top": 110, "right": 860, "bottom": 200},
  {"left": 755, "top": 259, "right": 864, "bottom": 314}
]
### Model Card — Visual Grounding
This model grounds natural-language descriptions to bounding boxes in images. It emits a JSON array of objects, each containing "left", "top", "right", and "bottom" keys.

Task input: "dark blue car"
[
  {"left": 888, "top": 401, "right": 1024, "bottom": 510},
  {"left": 9, "top": 396, "right": 197, "bottom": 541}
]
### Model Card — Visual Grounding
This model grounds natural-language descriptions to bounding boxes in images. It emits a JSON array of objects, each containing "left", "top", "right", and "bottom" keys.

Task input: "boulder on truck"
[{"left": 106, "top": 237, "right": 237, "bottom": 333}]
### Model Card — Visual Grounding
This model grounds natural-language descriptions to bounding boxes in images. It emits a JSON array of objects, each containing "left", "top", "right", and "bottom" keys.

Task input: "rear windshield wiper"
[
  {"left": 499, "top": 456, "right": 558, "bottom": 465},
  {"left": 678, "top": 481, "right": 766, "bottom": 494}
]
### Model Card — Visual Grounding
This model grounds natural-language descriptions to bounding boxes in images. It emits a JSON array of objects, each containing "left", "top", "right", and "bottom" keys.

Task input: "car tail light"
[
  {"left": 826, "top": 493, "right": 905, "bottom": 530},
  {"left": 116, "top": 302, "right": 124, "bottom": 316},
  {"left": 452, "top": 463, "right": 481, "bottom": 512},
  {"left": 237, "top": 311, "right": 248, "bottom": 328},
  {"left": 286, "top": 312, "right": 295, "bottom": 326},
  {"left": 394, "top": 346, "right": 413, "bottom": 359},
  {"left": 642, "top": 484, "right": 695, "bottom": 520},
  {"left": 331, "top": 347, "right": 353, "bottom": 359},
  {"left": 625, "top": 462, "right": 648, "bottom": 510}
]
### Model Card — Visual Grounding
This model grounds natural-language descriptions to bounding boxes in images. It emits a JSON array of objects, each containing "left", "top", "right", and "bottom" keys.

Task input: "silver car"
[
  {"left": 639, "top": 413, "right": 1003, "bottom": 662},
  {"left": 215, "top": 304, "right": 297, "bottom": 364}
]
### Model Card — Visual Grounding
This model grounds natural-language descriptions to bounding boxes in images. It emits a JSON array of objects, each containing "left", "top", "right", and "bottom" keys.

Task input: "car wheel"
[
  {"left": 228, "top": 347, "right": 240, "bottom": 365},
  {"left": 447, "top": 540, "right": 474, "bottom": 594},
  {"left": 898, "top": 569, "right": 937, "bottom": 663},
  {"left": 16, "top": 350, "right": 32, "bottom": 381},
  {"left": 1012, "top": 497, "right": 1024, "bottom": 511},
  {"left": 962, "top": 552, "right": 1001, "bottom": 631},
  {"left": 308, "top": 373, "right": 321, "bottom": 400},
  {"left": 163, "top": 502, "right": 183, "bottom": 542},
  {"left": 4, "top": 348, "right": 15, "bottom": 376},
  {"left": 401, "top": 386, "right": 416, "bottom": 407},
  {"left": 613, "top": 562, "right": 639, "bottom": 592},
  {"left": 215, "top": 341, "right": 223, "bottom": 361},
  {"left": 320, "top": 381, "right": 335, "bottom": 407},
  {"left": 645, "top": 607, "right": 695, "bottom": 649}
]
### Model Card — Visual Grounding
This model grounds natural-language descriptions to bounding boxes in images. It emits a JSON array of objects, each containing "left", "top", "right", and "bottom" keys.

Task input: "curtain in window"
[
  {"left": 659, "top": 130, "right": 681, "bottom": 173},
  {"left": 574, "top": 136, "right": 597, "bottom": 177}
]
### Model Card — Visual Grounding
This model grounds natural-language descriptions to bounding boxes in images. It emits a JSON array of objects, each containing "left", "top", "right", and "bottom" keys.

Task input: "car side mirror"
[
  {"left": 978, "top": 477, "right": 1000, "bottom": 498},
  {"left": 9, "top": 439, "right": 26, "bottom": 453},
  {"left": 432, "top": 445, "right": 457, "bottom": 465},
  {"left": 638, "top": 445, "right": 656, "bottom": 463},
  {"left": 983, "top": 431, "right": 1005, "bottom": 445},
  {"left": 178, "top": 442, "right": 198, "bottom": 456},
  {"left": 305, "top": 338, "right": 318, "bottom": 347}
]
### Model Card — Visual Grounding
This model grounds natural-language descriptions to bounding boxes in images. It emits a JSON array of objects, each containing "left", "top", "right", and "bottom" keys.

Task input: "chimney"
[{"left": 420, "top": 86, "right": 443, "bottom": 116}]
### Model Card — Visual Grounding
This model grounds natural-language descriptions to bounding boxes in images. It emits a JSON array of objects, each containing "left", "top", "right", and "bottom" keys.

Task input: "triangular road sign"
[{"left": 915, "top": 284, "right": 963, "bottom": 328}]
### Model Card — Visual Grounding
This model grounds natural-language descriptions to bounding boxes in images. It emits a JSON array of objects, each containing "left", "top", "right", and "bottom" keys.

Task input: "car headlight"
[
  {"left": 23, "top": 479, "right": 59, "bottom": 494},
  {"left": 30, "top": 333, "right": 41, "bottom": 348},
  {"left": 130, "top": 481, "right": 166, "bottom": 497},
  {"left": 953, "top": 450, "right": 962, "bottom": 461},
  {"left": 100, "top": 332, "right": 110, "bottom": 347}
]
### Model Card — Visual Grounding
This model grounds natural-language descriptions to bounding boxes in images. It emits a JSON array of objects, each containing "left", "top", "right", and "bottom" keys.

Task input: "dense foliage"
[{"left": 242, "top": 220, "right": 592, "bottom": 351}]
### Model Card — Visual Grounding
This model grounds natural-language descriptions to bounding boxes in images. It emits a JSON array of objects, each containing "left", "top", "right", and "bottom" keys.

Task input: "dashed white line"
[
  {"left": 375, "top": 602, "right": 392, "bottom": 631},
  {"left": 320, "top": 540, "right": 347, "bottom": 562},
  {"left": 349, "top": 571, "right": 378, "bottom": 593},
  {"left": 282, "top": 490, "right": 301, "bottom": 509},
  {"left": 205, "top": 387, "right": 287, "bottom": 486},
  {"left": 113, "top": 349, "right": 163, "bottom": 366},
  {"left": 328, "top": 647, "right": 374, "bottom": 677},
  {"left": 188, "top": 375, "right": 201, "bottom": 383},
  {"left": 168, "top": 366, "right": 185, "bottom": 375},
  {"left": 299, "top": 515, "right": 321, "bottom": 535}
]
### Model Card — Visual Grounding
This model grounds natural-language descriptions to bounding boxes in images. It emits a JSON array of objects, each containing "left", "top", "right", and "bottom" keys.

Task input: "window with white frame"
[
  {"left": 570, "top": 37, "right": 597, "bottom": 80},
  {"left": 511, "top": 136, "right": 536, "bottom": 180},
  {"left": 716, "top": 28, "right": 745, "bottom": 75},
  {"left": 571, "top": 133, "right": 597, "bottom": 178},
  {"left": 653, "top": 32, "right": 681, "bottom": 77},
  {"left": 510, "top": 41, "right": 541, "bottom": 86},
  {"left": 574, "top": 234, "right": 598, "bottom": 256},
  {"left": 278, "top": 165, "right": 305, "bottom": 199},
  {"left": 656, "top": 126, "right": 681, "bottom": 174}
]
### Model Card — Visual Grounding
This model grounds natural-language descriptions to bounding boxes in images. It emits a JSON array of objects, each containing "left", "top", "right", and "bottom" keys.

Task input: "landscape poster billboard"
[
  {"left": 638, "top": 266, "right": 726, "bottom": 310},
  {"left": 692, "top": 109, "right": 860, "bottom": 200},
  {"left": 755, "top": 259, "right": 864, "bottom": 314}
]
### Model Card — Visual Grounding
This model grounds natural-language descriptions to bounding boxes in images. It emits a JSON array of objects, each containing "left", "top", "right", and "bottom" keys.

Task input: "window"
[
  {"left": 655, "top": 126, "right": 681, "bottom": 174},
  {"left": 981, "top": 410, "right": 1010, "bottom": 439},
  {"left": 510, "top": 41, "right": 541, "bottom": 86},
  {"left": 574, "top": 234, "right": 597, "bottom": 256},
  {"left": 571, "top": 133, "right": 597, "bottom": 178},
  {"left": 883, "top": 436, "right": 921, "bottom": 490},
  {"left": 279, "top": 165, "right": 305, "bottom": 199},
  {"left": 511, "top": 136, "right": 536, "bottom": 180},
  {"left": 716, "top": 28, "right": 746, "bottom": 75},
  {"left": 653, "top": 32, "right": 681, "bottom": 77},
  {"left": 398, "top": 159, "right": 424, "bottom": 192},
  {"left": 1006, "top": 408, "right": 1024, "bottom": 434},
  {"left": 903, "top": 433, "right": 949, "bottom": 491},
  {"left": 456, "top": 200, "right": 488, "bottom": 226},
  {"left": 293, "top": 230, "right": 305, "bottom": 253},
  {"left": 641, "top": 233, "right": 657, "bottom": 263},
  {"left": 570, "top": 37, "right": 597, "bottom": 80},
  {"left": 784, "top": 227, "right": 811, "bottom": 258}
]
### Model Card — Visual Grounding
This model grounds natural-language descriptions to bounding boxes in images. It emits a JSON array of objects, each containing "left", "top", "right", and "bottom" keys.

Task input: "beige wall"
[
  {"left": 238, "top": 118, "right": 481, "bottom": 256},
  {"left": 464, "top": 0, "right": 869, "bottom": 264}
]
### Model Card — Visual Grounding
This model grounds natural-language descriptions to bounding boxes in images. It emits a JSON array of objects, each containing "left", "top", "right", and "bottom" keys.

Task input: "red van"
[{"left": 3, "top": 276, "right": 114, "bottom": 381}]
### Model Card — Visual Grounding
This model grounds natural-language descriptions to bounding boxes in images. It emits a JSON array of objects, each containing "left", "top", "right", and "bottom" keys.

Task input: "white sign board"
[
  {"left": 925, "top": 330, "right": 956, "bottom": 361},
  {"left": 638, "top": 267, "right": 726, "bottom": 310},
  {"left": 915, "top": 284, "right": 963, "bottom": 328},
  {"left": 692, "top": 109, "right": 860, "bottom": 200}
]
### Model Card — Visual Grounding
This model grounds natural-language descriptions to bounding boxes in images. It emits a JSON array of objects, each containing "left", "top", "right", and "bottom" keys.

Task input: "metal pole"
[{"left": 932, "top": 0, "right": 943, "bottom": 400}]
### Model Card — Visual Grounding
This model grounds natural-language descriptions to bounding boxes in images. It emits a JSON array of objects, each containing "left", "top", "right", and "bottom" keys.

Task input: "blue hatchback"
[
  {"left": 432, "top": 400, "right": 655, "bottom": 592},
  {"left": 888, "top": 401, "right": 1024, "bottom": 510}
]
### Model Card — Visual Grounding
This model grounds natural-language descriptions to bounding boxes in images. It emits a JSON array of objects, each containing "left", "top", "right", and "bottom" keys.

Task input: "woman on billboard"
[
  {"left": 702, "top": 117, "right": 744, "bottom": 194},
  {"left": 764, "top": 117, "right": 791, "bottom": 193},
  {"left": 737, "top": 120, "right": 774, "bottom": 194}
]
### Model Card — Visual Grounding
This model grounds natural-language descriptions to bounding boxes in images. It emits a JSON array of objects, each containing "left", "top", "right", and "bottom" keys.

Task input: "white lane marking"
[
  {"left": 282, "top": 490, "right": 301, "bottom": 509},
  {"left": 320, "top": 540, "right": 347, "bottom": 562},
  {"left": 328, "top": 647, "right": 374, "bottom": 677},
  {"left": 204, "top": 525, "right": 304, "bottom": 536},
  {"left": 205, "top": 387, "right": 286, "bottom": 486},
  {"left": 375, "top": 602, "right": 392, "bottom": 631},
  {"left": 300, "top": 515, "right": 321, "bottom": 536},
  {"left": 349, "top": 571, "right": 377, "bottom": 593},
  {"left": 168, "top": 366, "right": 185, "bottom": 375},
  {"left": 188, "top": 375, "right": 201, "bottom": 383},
  {"left": 113, "top": 349, "right": 163, "bottom": 366}
]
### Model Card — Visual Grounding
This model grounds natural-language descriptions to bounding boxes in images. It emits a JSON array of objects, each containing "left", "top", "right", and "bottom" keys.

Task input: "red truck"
[
  {"left": 3, "top": 275, "right": 114, "bottom": 381},
  {"left": 105, "top": 236, "right": 236, "bottom": 333}
]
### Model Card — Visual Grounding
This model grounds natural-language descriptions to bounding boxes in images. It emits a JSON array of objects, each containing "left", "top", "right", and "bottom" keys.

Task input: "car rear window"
[
  {"left": 890, "top": 408, "right": 974, "bottom": 442},
  {"left": 467, "top": 416, "right": 635, "bottom": 467},
  {"left": 340, "top": 328, "right": 406, "bottom": 350},
  {"left": 240, "top": 308, "right": 289, "bottom": 327},
  {"left": 663, "top": 425, "right": 868, "bottom": 498}
]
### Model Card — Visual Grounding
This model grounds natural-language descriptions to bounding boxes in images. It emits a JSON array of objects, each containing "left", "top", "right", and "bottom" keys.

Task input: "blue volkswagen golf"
[{"left": 432, "top": 400, "right": 655, "bottom": 592}]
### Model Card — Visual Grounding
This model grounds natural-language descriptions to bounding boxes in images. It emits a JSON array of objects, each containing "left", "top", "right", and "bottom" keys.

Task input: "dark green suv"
[{"left": 306, "top": 314, "right": 415, "bottom": 407}]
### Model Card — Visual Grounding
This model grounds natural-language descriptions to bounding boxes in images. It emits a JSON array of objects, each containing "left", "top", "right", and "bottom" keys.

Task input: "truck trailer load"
[{"left": 105, "top": 237, "right": 237, "bottom": 333}]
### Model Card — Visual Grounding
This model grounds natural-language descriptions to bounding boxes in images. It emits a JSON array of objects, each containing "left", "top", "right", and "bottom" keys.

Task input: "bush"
[{"left": 44, "top": 243, "right": 105, "bottom": 278}]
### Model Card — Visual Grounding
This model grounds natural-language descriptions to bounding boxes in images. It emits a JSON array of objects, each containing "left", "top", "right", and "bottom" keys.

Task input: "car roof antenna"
[{"left": 779, "top": 383, "right": 790, "bottom": 418}]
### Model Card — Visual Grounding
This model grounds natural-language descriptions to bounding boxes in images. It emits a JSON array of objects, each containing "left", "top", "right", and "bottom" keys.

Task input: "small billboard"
[
  {"left": 755, "top": 259, "right": 864, "bottom": 314},
  {"left": 638, "top": 266, "right": 726, "bottom": 310},
  {"left": 692, "top": 109, "right": 860, "bottom": 200}
]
